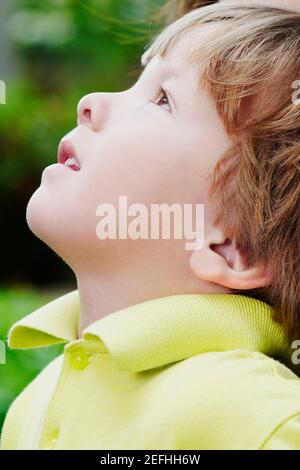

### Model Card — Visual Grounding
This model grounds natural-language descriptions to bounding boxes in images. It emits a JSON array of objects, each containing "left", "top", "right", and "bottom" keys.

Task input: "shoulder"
[
  {"left": 261, "top": 413, "right": 300, "bottom": 449},
  {"left": 159, "top": 350, "right": 300, "bottom": 449},
  {"left": 0, "top": 354, "right": 64, "bottom": 450}
]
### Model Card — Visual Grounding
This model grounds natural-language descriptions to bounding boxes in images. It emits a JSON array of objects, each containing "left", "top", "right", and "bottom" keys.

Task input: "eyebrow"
[{"left": 140, "top": 55, "right": 180, "bottom": 81}]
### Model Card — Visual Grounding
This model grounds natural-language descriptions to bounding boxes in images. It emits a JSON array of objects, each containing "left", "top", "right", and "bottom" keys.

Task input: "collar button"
[
  {"left": 70, "top": 348, "right": 91, "bottom": 370},
  {"left": 43, "top": 428, "right": 60, "bottom": 450}
]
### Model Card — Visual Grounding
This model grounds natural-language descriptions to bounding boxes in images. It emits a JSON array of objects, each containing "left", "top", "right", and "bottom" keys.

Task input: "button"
[
  {"left": 70, "top": 348, "right": 91, "bottom": 370},
  {"left": 43, "top": 428, "right": 60, "bottom": 450}
]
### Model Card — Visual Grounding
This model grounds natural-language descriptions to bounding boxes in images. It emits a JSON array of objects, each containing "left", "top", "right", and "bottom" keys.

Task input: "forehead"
[
  {"left": 140, "top": 46, "right": 197, "bottom": 92},
  {"left": 141, "top": 54, "right": 183, "bottom": 81},
  {"left": 140, "top": 23, "right": 218, "bottom": 87}
]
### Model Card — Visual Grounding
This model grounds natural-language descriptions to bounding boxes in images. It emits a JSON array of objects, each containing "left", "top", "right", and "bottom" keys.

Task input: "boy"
[{"left": 1, "top": 0, "right": 300, "bottom": 449}]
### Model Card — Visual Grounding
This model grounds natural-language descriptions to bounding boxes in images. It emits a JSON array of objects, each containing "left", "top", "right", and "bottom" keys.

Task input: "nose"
[{"left": 77, "top": 92, "right": 110, "bottom": 131}]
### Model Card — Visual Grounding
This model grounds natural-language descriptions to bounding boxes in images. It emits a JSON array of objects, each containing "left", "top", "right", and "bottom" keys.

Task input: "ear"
[{"left": 189, "top": 227, "right": 271, "bottom": 290}]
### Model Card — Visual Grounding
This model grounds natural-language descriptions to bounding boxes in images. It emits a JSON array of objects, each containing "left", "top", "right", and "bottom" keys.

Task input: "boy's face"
[{"left": 26, "top": 28, "right": 232, "bottom": 272}]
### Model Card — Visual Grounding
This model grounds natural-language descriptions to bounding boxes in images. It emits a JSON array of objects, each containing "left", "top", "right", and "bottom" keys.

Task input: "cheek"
[
  {"left": 80, "top": 129, "right": 180, "bottom": 206},
  {"left": 75, "top": 104, "right": 228, "bottom": 211},
  {"left": 82, "top": 129, "right": 215, "bottom": 212}
]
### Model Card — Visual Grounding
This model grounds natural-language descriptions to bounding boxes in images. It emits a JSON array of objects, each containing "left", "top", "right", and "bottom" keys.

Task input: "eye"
[{"left": 154, "top": 87, "right": 172, "bottom": 112}]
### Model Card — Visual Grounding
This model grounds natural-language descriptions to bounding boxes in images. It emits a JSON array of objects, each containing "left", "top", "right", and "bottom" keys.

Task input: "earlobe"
[
  {"left": 189, "top": 235, "right": 271, "bottom": 291},
  {"left": 219, "top": 263, "right": 271, "bottom": 290}
]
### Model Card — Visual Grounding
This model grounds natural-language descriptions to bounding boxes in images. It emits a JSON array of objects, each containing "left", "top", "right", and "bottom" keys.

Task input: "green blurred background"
[{"left": 0, "top": 0, "right": 165, "bottom": 433}]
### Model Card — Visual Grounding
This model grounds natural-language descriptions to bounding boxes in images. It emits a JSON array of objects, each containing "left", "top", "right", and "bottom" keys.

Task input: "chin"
[
  {"left": 25, "top": 185, "right": 86, "bottom": 267},
  {"left": 26, "top": 187, "right": 43, "bottom": 236},
  {"left": 26, "top": 185, "right": 58, "bottom": 246},
  {"left": 26, "top": 189, "right": 69, "bottom": 268}
]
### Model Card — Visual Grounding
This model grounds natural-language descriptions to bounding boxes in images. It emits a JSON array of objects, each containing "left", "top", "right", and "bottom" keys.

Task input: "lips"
[{"left": 57, "top": 140, "right": 81, "bottom": 171}]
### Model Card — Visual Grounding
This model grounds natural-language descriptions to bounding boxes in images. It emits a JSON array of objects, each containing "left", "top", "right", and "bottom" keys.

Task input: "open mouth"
[
  {"left": 64, "top": 157, "right": 80, "bottom": 171},
  {"left": 57, "top": 140, "right": 81, "bottom": 171}
]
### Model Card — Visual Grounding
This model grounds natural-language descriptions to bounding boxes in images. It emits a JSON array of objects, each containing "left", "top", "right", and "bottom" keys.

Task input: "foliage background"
[{"left": 0, "top": 0, "right": 165, "bottom": 434}]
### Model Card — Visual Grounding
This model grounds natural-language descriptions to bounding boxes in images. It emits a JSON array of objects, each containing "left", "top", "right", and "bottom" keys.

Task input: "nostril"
[
  {"left": 83, "top": 108, "right": 91, "bottom": 121},
  {"left": 77, "top": 93, "right": 106, "bottom": 130}
]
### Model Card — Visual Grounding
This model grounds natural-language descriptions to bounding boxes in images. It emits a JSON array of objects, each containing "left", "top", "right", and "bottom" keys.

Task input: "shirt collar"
[{"left": 7, "top": 290, "right": 298, "bottom": 374}]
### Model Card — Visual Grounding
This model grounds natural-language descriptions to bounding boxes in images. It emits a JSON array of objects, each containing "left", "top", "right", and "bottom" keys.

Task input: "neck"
[{"left": 75, "top": 251, "right": 207, "bottom": 338}]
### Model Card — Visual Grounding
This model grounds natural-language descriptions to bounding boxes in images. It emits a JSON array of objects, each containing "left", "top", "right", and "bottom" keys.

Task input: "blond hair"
[{"left": 141, "top": 0, "right": 300, "bottom": 341}]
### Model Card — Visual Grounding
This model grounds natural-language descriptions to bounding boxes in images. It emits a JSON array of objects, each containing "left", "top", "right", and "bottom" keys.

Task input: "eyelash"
[{"left": 154, "top": 87, "right": 171, "bottom": 111}]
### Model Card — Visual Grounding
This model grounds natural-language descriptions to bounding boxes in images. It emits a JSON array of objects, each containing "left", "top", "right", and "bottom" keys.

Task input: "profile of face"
[{"left": 26, "top": 27, "right": 233, "bottom": 286}]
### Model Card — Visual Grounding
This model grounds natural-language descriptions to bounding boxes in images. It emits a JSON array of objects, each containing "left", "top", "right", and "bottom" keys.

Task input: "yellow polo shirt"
[{"left": 1, "top": 291, "right": 300, "bottom": 450}]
